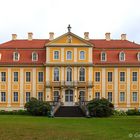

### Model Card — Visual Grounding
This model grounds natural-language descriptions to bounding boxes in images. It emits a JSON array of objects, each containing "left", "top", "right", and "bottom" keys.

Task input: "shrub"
[
  {"left": 87, "top": 98, "right": 114, "bottom": 117},
  {"left": 113, "top": 110, "right": 127, "bottom": 116},
  {"left": 126, "top": 108, "right": 140, "bottom": 116},
  {"left": 0, "top": 110, "right": 29, "bottom": 115},
  {"left": 24, "top": 97, "right": 51, "bottom": 116}
]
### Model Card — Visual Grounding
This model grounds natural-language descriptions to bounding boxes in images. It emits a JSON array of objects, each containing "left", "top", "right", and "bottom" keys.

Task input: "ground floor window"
[
  {"left": 13, "top": 92, "right": 18, "bottom": 102},
  {"left": 54, "top": 91, "right": 59, "bottom": 102},
  {"left": 108, "top": 92, "right": 112, "bottom": 102},
  {"left": 132, "top": 92, "right": 137, "bottom": 102},
  {"left": 95, "top": 92, "right": 100, "bottom": 99},
  {"left": 120, "top": 92, "right": 125, "bottom": 102},
  {"left": 79, "top": 91, "right": 85, "bottom": 101},
  {"left": 38, "top": 92, "right": 43, "bottom": 101},
  {"left": 26, "top": 92, "right": 30, "bottom": 102},
  {"left": 1, "top": 92, "right": 6, "bottom": 102}
]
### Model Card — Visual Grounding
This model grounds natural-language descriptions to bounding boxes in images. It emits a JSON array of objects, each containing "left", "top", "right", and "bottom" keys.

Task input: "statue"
[{"left": 67, "top": 24, "right": 71, "bottom": 32}]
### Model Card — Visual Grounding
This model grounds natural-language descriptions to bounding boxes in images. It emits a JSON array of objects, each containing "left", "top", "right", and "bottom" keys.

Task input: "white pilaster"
[
  {"left": 32, "top": 68, "right": 36, "bottom": 98},
  {"left": 74, "top": 67, "right": 77, "bottom": 81},
  {"left": 61, "top": 88, "right": 65, "bottom": 103},
  {"left": 102, "top": 68, "right": 106, "bottom": 98},
  {"left": 88, "top": 67, "right": 93, "bottom": 81},
  {"left": 46, "top": 88, "right": 51, "bottom": 101},
  {"left": 7, "top": 68, "right": 11, "bottom": 107},
  {"left": 46, "top": 47, "right": 50, "bottom": 62},
  {"left": 114, "top": 68, "right": 118, "bottom": 107},
  {"left": 74, "top": 88, "right": 77, "bottom": 102},
  {"left": 61, "top": 67, "right": 64, "bottom": 81},
  {"left": 127, "top": 68, "right": 130, "bottom": 107},
  {"left": 88, "top": 47, "right": 92, "bottom": 63},
  {"left": 20, "top": 68, "right": 24, "bottom": 107},
  {"left": 46, "top": 67, "right": 50, "bottom": 82},
  {"left": 61, "top": 48, "right": 64, "bottom": 62},
  {"left": 74, "top": 48, "right": 77, "bottom": 62},
  {"left": 88, "top": 88, "right": 92, "bottom": 101}
]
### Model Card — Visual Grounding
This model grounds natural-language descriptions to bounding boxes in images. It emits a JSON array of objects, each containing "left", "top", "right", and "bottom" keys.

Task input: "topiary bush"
[
  {"left": 24, "top": 97, "right": 51, "bottom": 116},
  {"left": 126, "top": 108, "right": 140, "bottom": 116},
  {"left": 87, "top": 98, "right": 114, "bottom": 117}
]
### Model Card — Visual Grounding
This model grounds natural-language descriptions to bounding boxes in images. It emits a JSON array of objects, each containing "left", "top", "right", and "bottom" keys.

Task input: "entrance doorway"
[{"left": 64, "top": 90, "right": 74, "bottom": 106}]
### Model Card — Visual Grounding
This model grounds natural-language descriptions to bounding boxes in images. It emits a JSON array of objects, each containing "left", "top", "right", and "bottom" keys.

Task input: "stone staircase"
[{"left": 54, "top": 106, "right": 85, "bottom": 117}]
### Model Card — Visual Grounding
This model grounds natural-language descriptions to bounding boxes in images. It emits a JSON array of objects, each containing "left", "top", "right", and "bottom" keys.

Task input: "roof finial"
[{"left": 67, "top": 24, "right": 71, "bottom": 32}]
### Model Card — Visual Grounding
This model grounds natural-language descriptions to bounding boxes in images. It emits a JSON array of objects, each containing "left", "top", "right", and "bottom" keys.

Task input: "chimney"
[
  {"left": 121, "top": 34, "right": 126, "bottom": 40},
  {"left": 49, "top": 32, "right": 54, "bottom": 40},
  {"left": 105, "top": 33, "right": 111, "bottom": 41},
  {"left": 84, "top": 32, "right": 89, "bottom": 40},
  {"left": 12, "top": 34, "right": 17, "bottom": 40},
  {"left": 28, "top": 32, "right": 33, "bottom": 40}
]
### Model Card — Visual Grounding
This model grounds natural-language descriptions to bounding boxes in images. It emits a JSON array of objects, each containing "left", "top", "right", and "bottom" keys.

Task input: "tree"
[
  {"left": 87, "top": 98, "right": 114, "bottom": 117},
  {"left": 24, "top": 97, "right": 51, "bottom": 116}
]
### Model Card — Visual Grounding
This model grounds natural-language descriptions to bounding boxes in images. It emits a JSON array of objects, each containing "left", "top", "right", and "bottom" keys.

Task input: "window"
[
  {"left": 13, "top": 92, "right": 18, "bottom": 102},
  {"left": 67, "top": 51, "right": 72, "bottom": 60},
  {"left": 80, "top": 51, "right": 85, "bottom": 60},
  {"left": 95, "top": 72, "right": 100, "bottom": 82},
  {"left": 54, "top": 68, "right": 59, "bottom": 81},
  {"left": 54, "top": 91, "right": 59, "bottom": 102},
  {"left": 120, "top": 72, "right": 125, "bottom": 82},
  {"left": 1, "top": 92, "right": 6, "bottom": 102},
  {"left": 14, "top": 72, "right": 18, "bottom": 82},
  {"left": 32, "top": 52, "right": 38, "bottom": 61},
  {"left": 108, "top": 72, "right": 112, "bottom": 82},
  {"left": 1, "top": 72, "right": 6, "bottom": 82},
  {"left": 132, "top": 92, "right": 137, "bottom": 102},
  {"left": 26, "top": 92, "right": 30, "bottom": 102},
  {"left": 26, "top": 72, "right": 31, "bottom": 82},
  {"left": 79, "top": 68, "right": 85, "bottom": 81},
  {"left": 108, "top": 92, "right": 112, "bottom": 102},
  {"left": 67, "top": 67, "right": 72, "bottom": 81},
  {"left": 101, "top": 52, "right": 106, "bottom": 61},
  {"left": 13, "top": 52, "right": 20, "bottom": 61},
  {"left": 79, "top": 91, "right": 85, "bottom": 101},
  {"left": 54, "top": 51, "right": 59, "bottom": 60},
  {"left": 38, "top": 72, "right": 43, "bottom": 82},
  {"left": 95, "top": 92, "right": 100, "bottom": 99},
  {"left": 119, "top": 52, "right": 125, "bottom": 61},
  {"left": 38, "top": 92, "right": 43, "bottom": 101},
  {"left": 132, "top": 72, "right": 137, "bottom": 82},
  {"left": 137, "top": 52, "right": 140, "bottom": 61},
  {"left": 120, "top": 92, "right": 125, "bottom": 102}
]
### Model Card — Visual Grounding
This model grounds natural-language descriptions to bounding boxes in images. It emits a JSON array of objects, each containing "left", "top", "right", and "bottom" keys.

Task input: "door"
[{"left": 64, "top": 90, "right": 74, "bottom": 106}]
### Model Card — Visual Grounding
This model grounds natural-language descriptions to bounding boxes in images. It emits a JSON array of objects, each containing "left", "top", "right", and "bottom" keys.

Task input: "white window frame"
[
  {"left": 108, "top": 92, "right": 112, "bottom": 102},
  {"left": 1, "top": 92, "right": 6, "bottom": 102},
  {"left": 66, "top": 67, "right": 72, "bottom": 81},
  {"left": 13, "top": 92, "right": 18, "bottom": 102},
  {"left": 120, "top": 92, "right": 125, "bottom": 102},
  {"left": 95, "top": 92, "right": 100, "bottom": 99},
  {"left": 79, "top": 51, "right": 85, "bottom": 60},
  {"left": 132, "top": 72, "right": 138, "bottom": 82},
  {"left": 132, "top": 92, "right": 138, "bottom": 102},
  {"left": 66, "top": 51, "right": 72, "bottom": 60},
  {"left": 13, "top": 52, "right": 20, "bottom": 61},
  {"left": 53, "top": 90, "right": 60, "bottom": 102},
  {"left": 38, "top": 72, "right": 44, "bottom": 82},
  {"left": 53, "top": 51, "right": 60, "bottom": 60},
  {"left": 119, "top": 51, "right": 125, "bottom": 61},
  {"left": 95, "top": 72, "right": 100, "bottom": 82},
  {"left": 38, "top": 92, "right": 43, "bottom": 101},
  {"left": 13, "top": 72, "right": 18, "bottom": 82},
  {"left": 79, "top": 90, "right": 85, "bottom": 101},
  {"left": 108, "top": 72, "right": 113, "bottom": 82},
  {"left": 79, "top": 67, "right": 85, "bottom": 82},
  {"left": 137, "top": 52, "right": 140, "bottom": 61},
  {"left": 1, "top": 72, "right": 6, "bottom": 82},
  {"left": 26, "top": 72, "right": 31, "bottom": 82},
  {"left": 53, "top": 68, "right": 59, "bottom": 82},
  {"left": 120, "top": 72, "right": 125, "bottom": 82},
  {"left": 26, "top": 92, "right": 30, "bottom": 102},
  {"left": 101, "top": 52, "right": 107, "bottom": 61},
  {"left": 32, "top": 52, "right": 38, "bottom": 61}
]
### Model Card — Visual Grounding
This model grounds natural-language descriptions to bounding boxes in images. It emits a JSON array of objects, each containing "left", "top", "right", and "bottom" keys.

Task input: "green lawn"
[{"left": 0, "top": 116, "right": 139, "bottom": 140}]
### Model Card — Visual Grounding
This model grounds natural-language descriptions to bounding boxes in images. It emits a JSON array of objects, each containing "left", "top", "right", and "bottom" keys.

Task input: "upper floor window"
[
  {"left": 120, "top": 72, "right": 125, "bottom": 82},
  {"left": 120, "top": 92, "right": 125, "bottom": 102},
  {"left": 67, "top": 51, "right": 72, "bottom": 60},
  {"left": 14, "top": 72, "right": 18, "bottom": 82},
  {"left": 54, "top": 51, "right": 59, "bottom": 60},
  {"left": 67, "top": 67, "right": 72, "bottom": 81},
  {"left": 32, "top": 52, "right": 38, "bottom": 61},
  {"left": 95, "top": 72, "right": 100, "bottom": 82},
  {"left": 137, "top": 52, "right": 140, "bottom": 61},
  {"left": 101, "top": 52, "right": 107, "bottom": 61},
  {"left": 80, "top": 51, "right": 85, "bottom": 60},
  {"left": 1, "top": 72, "right": 6, "bottom": 82},
  {"left": 108, "top": 72, "right": 112, "bottom": 82},
  {"left": 26, "top": 92, "right": 30, "bottom": 102},
  {"left": 132, "top": 92, "right": 138, "bottom": 102},
  {"left": 13, "top": 92, "right": 18, "bottom": 102},
  {"left": 79, "top": 68, "right": 85, "bottom": 81},
  {"left": 13, "top": 52, "right": 20, "bottom": 61},
  {"left": 108, "top": 92, "right": 112, "bottom": 102},
  {"left": 132, "top": 72, "right": 138, "bottom": 82},
  {"left": 54, "top": 68, "right": 59, "bottom": 81},
  {"left": 26, "top": 72, "right": 31, "bottom": 82},
  {"left": 38, "top": 72, "right": 44, "bottom": 82},
  {"left": 119, "top": 52, "right": 125, "bottom": 61},
  {"left": 1, "top": 92, "right": 6, "bottom": 102}
]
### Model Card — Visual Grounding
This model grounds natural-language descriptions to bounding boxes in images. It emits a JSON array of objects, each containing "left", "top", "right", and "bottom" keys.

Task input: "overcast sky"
[{"left": 0, "top": 0, "right": 140, "bottom": 43}]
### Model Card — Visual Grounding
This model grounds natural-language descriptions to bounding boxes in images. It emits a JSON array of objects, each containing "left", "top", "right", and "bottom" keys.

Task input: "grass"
[{"left": 0, "top": 116, "right": 139, "bottom": 140}]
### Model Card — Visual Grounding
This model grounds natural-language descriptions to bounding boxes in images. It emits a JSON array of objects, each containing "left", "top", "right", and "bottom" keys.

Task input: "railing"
[{"left": 46, "top": 81, "right": 93, "bottom": 88}]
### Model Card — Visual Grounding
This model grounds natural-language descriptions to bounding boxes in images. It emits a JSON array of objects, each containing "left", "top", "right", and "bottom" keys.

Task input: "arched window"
[
  {"left": 79, "top": 67, "right": 85, "bottom": 81},
  {"left": 101, "top": 52, "right": 106, "bottom": 61},
  {"left": 13, "top": 52, "right": 20, "bottom": 61},
  {"left": 67, "top": 67, "right": 72, "bottom": 81},
  {"left": 119, "top": 51, "right": 125, "bottom": 61},
  {"left": 79, "top": 91, "right": 85, "bottom": 101},
  {"left": 80, "top": 51, "right": 85, "bottom": 60},
  {"left": 67, "top": 51, "right": 72, "bottom": 60},
  {"left": 54, "top": 68, "right": 59, "bottom": 81},
  {"left": 32, "top": 52, "right": 38, "bottom": 61}
]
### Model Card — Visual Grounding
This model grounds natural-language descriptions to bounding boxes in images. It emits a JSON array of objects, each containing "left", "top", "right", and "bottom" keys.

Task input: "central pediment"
[{"left": 45, "top": 32, "right": 93, "bottom": 47}]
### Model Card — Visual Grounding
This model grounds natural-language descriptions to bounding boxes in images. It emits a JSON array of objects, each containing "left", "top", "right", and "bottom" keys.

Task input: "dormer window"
[
  {"left": 119, "top": 51, "right": 125, "bottom": 61},
  {"left": 101, "top": 52, "right": 107, "bottom": 61},
  {"left": 0, "top": 53, "right": 2, "bottom": 60},
  {"left": 137, "top": 52, "right": 140, "bottom": 61},
  {"left": 32, "top": 52, "right": 38, "bottom": 61},
  {"left": 13, "top": 52, "right": 20, "bottom": 61}
]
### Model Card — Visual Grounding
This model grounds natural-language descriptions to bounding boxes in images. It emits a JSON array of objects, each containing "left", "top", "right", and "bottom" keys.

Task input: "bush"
[
  {"left": 0, "top": 110, "right": 29, "bottom": 115},
  {"left": 126, "top": 109, "right": 140, "bottom": 116},
  {"left": 87, "top": 98, "right": 114, "bottom": 117},
  {"left": 113, "top": 110, "right": 127, "bottom": 116},
  {"left": 24, "top": 97, "right": 51, "bottom": 116}
]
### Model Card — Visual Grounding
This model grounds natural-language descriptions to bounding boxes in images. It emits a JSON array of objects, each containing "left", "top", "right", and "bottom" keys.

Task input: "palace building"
[{"left": 0, "top": 26, "right": 140, "bottom": 111}]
